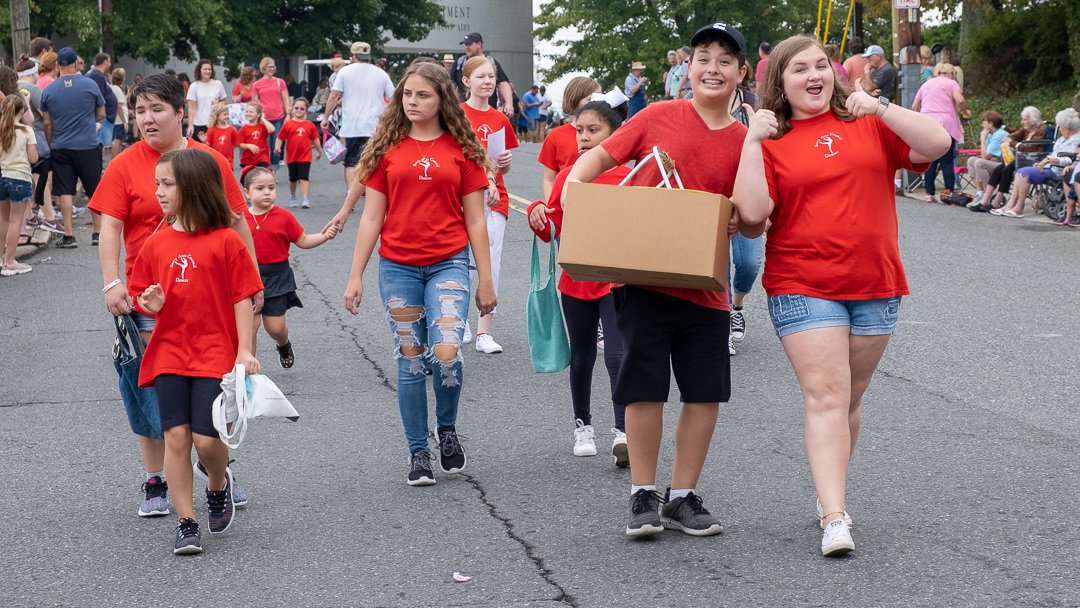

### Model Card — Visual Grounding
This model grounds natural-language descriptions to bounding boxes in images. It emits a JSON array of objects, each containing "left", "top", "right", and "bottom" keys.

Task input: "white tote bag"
[{"left": 212, "top": 365, "right": 299, "bottom": 449}]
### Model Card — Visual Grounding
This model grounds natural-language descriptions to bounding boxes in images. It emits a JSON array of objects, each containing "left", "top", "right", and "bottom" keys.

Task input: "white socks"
[
  {"left": 630, "top": 484, "right": 656, "bottom": 495},
  {"left": 669, "top": 488, "right": 694, "bottom": 500}
]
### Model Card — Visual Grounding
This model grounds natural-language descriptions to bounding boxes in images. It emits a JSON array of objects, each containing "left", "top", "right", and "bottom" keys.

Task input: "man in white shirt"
[{"left": 321, "top": 41, "right": 395, "bottom": 189}]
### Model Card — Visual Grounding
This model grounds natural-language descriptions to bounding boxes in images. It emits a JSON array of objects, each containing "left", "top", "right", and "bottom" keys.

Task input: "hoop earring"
[{"left": 781, "top": 92, "right": 788, "bottom": 102}]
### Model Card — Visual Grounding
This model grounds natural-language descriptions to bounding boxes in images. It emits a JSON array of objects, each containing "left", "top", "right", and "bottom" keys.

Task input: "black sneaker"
[
  {"left": 56, "top": 235, "right": 77, "bottom": 248},
  {"left": 173, "top": 518, "right": 203, "bottom": 555},
  {"left": 625, "top": 489, "right": 664, "bottom": 538},
  {"left": 437, "top": 427, "right": 466, "bottom": 473},
  {"left": 205, "top": 469, "right": 235, "bottom": 534},
  {"left": 138, "top": 476, "right": 169, "bottom": 517},
  {"left": 660, "top": 489, "right": 723, "bottom": 536},
  {"left": 407, "top": 448, "right": 436, "bottom": 486},
  {"left": 193, "top": 459, "right": 249, "bottom": 507},
  {"left": 91, "top": 232, "right": 99, "bottom": 246}
]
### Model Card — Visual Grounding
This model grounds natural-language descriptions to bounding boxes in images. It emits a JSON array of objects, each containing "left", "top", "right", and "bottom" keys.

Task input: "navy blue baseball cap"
[
  {"left": 690, "top": 22, "right": 747, "bottom": 54},
  {"left": 57, "top": 47, "right": 78, "bottom": 67}
]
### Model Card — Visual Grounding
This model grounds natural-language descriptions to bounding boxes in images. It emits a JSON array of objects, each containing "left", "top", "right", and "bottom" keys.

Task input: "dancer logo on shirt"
[
  {"left": 412, "top": 156, "right": 440, "bottom": 181},
  {"left": 475, "top": 124, "right": 492, "bottom": 144},
  {"left": 170, "top": 254, "right": 198, "bottom": 283},
  {"left": 815, "top": 133, "right": 844, "bottom": 158}
]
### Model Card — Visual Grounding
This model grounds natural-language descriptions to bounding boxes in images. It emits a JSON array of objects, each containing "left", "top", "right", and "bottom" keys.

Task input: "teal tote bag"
[{"left": 526, "top": 228, "right": 571, "bottom": 373}]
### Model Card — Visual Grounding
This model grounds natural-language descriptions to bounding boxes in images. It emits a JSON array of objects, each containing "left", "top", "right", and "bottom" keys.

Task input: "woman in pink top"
[
  {"left": 250, "top": 57, "right": 290, "bottom": 170},
  {"left": 825, "top": 44, "right": 848, "bottom": 84},
  {"left": 36, "top": 51, "right": 57, "bottom": 89},
  {"left": 912, "top": 63, "right": 968, "bottom": 201}
]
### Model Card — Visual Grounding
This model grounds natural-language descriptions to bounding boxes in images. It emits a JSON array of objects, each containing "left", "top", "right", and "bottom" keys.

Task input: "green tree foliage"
[
  {"left": 965, "top": 0, "right": 1073, "bottom": 94},
  {"left": 1, "top": 1, "right": 443, "bottom": 78}
]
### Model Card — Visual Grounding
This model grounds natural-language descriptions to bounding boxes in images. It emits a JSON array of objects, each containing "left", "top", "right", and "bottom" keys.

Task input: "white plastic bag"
[{"left": 212, "top": 364, "right": 299, "bottom": 449}]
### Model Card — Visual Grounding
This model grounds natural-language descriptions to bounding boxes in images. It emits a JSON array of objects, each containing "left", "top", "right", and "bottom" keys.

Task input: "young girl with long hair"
[
  {"left": 528, "top": 99, "right": 629, "bottom": 464},
  {"left": 128, "top": 148, "right": 263, "bottom": 554},
  {"left": 733, "top": 35, "right": 950, "bottom": 556},
  {"left": 238, "top": 101, "right": 275, "bottom": 171},
  {"left": 0, "top": 94, "right": 39, "bottom": 275},
  {"left": 459, "top": 55, "right": 517, "bottom": 353},
  {"left": 343, "top": 62, "right": 495, "bottom": 486},
  {"left": 274, "top": 98, "right": 323, "bottom": 209},
  {"left": 242, "top": 166, "right": 337, "bottom": 368},
  {"left": 206, "top": 104, "right": 239, "bottom": 169}
]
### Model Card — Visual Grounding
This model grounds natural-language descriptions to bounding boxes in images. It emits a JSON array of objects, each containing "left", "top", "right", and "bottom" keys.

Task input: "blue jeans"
[
  {"left": 768, "top": 294, "right": 901, "bottom": 338},
  {"left": 378, "top": 250, "right": 470, "bottom": 453},
  {"left": 729, "top": 233, "right": 764, "bottom": 297},
  {"left": 269, "top": 117, "right": 285, "bottom": 168},
  {"left": 924, "top": 139, "right": 957, "bottom": 196}
]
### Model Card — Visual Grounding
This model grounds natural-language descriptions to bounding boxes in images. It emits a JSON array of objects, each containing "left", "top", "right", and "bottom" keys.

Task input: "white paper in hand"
[{"left": 487, "top": 127, "right": 506, "bottom": 161}]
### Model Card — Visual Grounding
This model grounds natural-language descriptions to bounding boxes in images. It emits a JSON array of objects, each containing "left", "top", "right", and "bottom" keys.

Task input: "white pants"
[{"left": 468, "top": 210, "right": 506, "bottom": 316}]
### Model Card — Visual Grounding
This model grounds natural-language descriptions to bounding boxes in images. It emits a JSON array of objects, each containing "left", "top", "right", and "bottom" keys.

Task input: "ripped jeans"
[{"left": 379, "top": 249, "right": 470, "bottom": 453}]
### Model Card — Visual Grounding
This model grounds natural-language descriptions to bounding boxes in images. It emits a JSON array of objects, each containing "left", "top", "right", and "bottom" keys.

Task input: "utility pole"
[{"left": 10, "top": 0, "right": 31, "bottom": 61}]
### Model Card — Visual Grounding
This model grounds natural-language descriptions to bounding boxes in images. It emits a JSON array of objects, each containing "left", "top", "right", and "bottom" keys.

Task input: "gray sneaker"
[
  {"left": 138, "top": 476, "right": 169, "bottom": 517},
  {"left": 625, "top": 489, "right": 664, "bottom": 538},
  {"left": 194, "top": 459, "right": 249, "bottom": 507},
  {"left": 660, "top": 489, "right": 723, "bottom": 536}
]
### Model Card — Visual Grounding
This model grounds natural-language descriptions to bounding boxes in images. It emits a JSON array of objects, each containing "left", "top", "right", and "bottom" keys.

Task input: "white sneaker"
[
  {"left": 815, "top": 498, "right": 853, "bottom": 528},
  {"left": 288, "top": 196, "right": 298, "bottom": 208},
  {"left": 728, "top": 335, "right": 736, "bottom": 356},
  {"left": 730, "top": 309, "right": 746, "bottom": 342},
  {"left": 1, "top": 261, "right": 32, "bottom": 276},
  {"left": 301, "top": 199, "right": 311, "bottom": 209},
  {"left": 611, "top": 428, "right": 629, "bottom": 467},
  {"left": 573, "top": 419, "right": 596, "bottom": 456},
  {"left": 821, "top": 518, "right": 855, "bottom": 556},
  {"left": 462, "top": 320, "right": 473, "bottom": 344},
  {"left": 474, "top": 333, "right": 502, "bottom": 354}
]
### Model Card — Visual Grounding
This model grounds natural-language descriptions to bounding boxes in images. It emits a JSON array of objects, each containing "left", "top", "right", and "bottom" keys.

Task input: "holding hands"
[
  {"left": 845, "top": 79, "right": 884, "bottom": 119},
  {"left": 743, "top": 104, "right": 778, "bottom": 143},
  {"left": 138, "top": 284, "right": 165, "bottom": 314}
]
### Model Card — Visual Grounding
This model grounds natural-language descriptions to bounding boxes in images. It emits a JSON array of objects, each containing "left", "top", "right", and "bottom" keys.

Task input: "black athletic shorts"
[
  {"left": 287, "top": 162, "right": 311, "bottom": 183},
  {"left": 612, "top": 286, "right": 731, "bottom": 405},
  {"left": 344, "top": 136, "right": 369, "bottom": 168},
  {"left": 260, "top": 291, "right": 303, "bottom": 317},
  {"left": 153, "top": 374, "right": 222, "bottom": 437},
  {"left": 50, "top": 148, "right": 102, "bottom": 197}
]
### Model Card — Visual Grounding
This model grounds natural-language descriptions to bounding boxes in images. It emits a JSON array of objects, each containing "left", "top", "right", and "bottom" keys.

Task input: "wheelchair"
[{"left": 1037, "top": 153, "right": 1078, "bottom": 222}]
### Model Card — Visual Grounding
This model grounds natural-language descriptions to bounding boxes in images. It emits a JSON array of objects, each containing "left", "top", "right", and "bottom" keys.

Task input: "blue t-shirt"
[
  {"left": 86, "top": 69, "right": 118, "bottom": 122},
  {"left": 522, "top": 92, "right": 541, "bottom": 120},
  {"left": 41, "top": 75, "right": 105, "bottom": 150},
  {"left": 986, "top": 127, "right": 1008, "bottom": 160}
]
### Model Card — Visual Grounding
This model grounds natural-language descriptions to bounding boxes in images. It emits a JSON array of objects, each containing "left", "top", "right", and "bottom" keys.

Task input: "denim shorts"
[
  {"left": 0, "top": 177, "right": 33, "bottom": 202},
  {"left": 768, "top": 294, "right": 901, "bottom": 338}
]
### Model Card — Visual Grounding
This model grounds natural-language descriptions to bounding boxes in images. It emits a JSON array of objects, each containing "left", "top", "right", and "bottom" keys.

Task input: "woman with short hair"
[{"left": 251, "top": 57, "right": 290, "bottom": 170}]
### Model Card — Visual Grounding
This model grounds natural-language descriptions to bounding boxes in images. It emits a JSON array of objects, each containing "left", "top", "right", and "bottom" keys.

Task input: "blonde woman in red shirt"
[
  {"left": 459, "top": 55, "right": 518, "bottom": 354},
  {"left": 733, "top": 35, "right": 950, "bottom": 556},
  {"left": 343, "top": 62, "right": 495, "bottom": 486}
]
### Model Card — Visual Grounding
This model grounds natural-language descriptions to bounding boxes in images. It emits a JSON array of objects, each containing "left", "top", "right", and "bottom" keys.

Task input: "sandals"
[
  {"left": 18, "top": 233, "right": 47, "bottom": 246},
  {"left": 276, "top": 341, "right": 294, "bottom": 369}
]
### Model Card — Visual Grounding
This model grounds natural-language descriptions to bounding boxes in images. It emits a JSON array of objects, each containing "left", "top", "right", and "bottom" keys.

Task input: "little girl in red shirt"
[
  {"left": 238, "top": 101, "right": 275, "bottom": 170},
  {"left": 241, "top": 165, "right": 337, "bottom": 369},
  {"left": 341, "top": 62, "right": 495, "bottom": 487},
  {"left": 528, "top": 100, "right": 629, "bottom": 465},
  {"left": 205, "top": 105, "right": 239, "bottom": 169},
  {"left": 274, "top": 98, "right": 322, "bottom": 209},
  {"left": 129, "top": 148, "right": 263, "bottom": 555}
]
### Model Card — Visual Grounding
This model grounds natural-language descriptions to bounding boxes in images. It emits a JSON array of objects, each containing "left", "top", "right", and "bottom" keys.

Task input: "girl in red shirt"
[
  {"left": 241, "top": 166, "right": 337, "bottom": 369},
  {"left": 460, "top": 56, "right": 518, "bottom": 354},
  {"left": 733, "top": 35, "right": 950, "bottom": 556},
  {"left": 129, "top": 148, "right": 264, "bottom": 555},
  {"left": 274, "top": 98, "right": 323, "bottom": 209},
  {"left": 205, "top": 105, "right": 239, "bottom": 169},
  {"left": 528, "top": 99, "right": 629, "bottom": 465},
  {"left": 538, "top": 76, "right": 600, "bottom": 199},
  {"left": 343, "top": 62, "right": 495, "bottom": 487},
  {"left": 238, "top": 102, "right": 275, "bottom": 171}
]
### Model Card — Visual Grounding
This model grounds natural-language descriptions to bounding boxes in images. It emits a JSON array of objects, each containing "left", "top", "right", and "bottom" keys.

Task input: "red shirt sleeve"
[
  {"left": 502, "top": 113, "right": 519, "bottom": 150},
  {"left": 127, "top": 237, "right": 156, "bottom": 315},
  {"left": 461, "top": 156, "right": 489, "bottom": 196},
  {"left": 362, "top": 156, "right": 389, "bottom": 196},
  {"left": 599, "top": 112, "right": 646, "bottom": 166},
  {"left": 88, "top": 154, "right": 131, "bottom": 221},
  {"left": 538, "top": 133, "right": 559, "bottom": 171},
  {"left": 226, "top": 234, "right": 264, "bottom": 304},
  {"left": 284, "top": 211, "right": 305, "bottom": 243},
  {"left": 875, "top": 116, "right": 930, "bottom": 173}
]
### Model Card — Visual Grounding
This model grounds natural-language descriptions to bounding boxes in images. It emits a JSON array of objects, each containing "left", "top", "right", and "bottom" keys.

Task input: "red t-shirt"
[
  {"left": 238, "top": 124, "right": 271, "bottom": 166},
  {"left": 527, "top": 165, "right": 631, "bottom": 300},
  {"left": 600, "top": 100, "right": 746, "bottom": 310},
  {"left": 129, "top": 227, "right": 263, "bottom": 387},
  {"left": 362, "top": 133, "right": 489, "bottom": 266},
  {"left": 761, "top": 112, "right": 929, "bottom": 300},
  {"left": 538, "top": 123, "right": 580, "bottom": 172},
  {"left": 206, "top": 126, "right": 239, "bottom": 168},
  {"left": 88, "top": 140, "right": 248, "bottom": 283},
  {"left": 232, "top": 81, "right": 254, "bottom": 103},
  {"left": 278, "top": 119, "right": 318, "bottom": 164},
  {"left": 244, "top": 206, "right": 304, "bottom": 264},
  {"left": 250, "top": 77, "right": 287, "bottom": 120},
  {"left": 461, "top": 103, "right": 519, "bottom": 218}
]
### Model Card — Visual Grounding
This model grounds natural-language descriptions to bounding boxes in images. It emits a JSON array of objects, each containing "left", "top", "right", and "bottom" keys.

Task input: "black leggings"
[
  {"left": 561, "top": 292, "right": 625, "bottom": 430},
  {"left": 32, "top": 158, "right": 49, "bottom": 207},
  {"left": 988, "top": 160, "right": 1017, "bottom": 193}
]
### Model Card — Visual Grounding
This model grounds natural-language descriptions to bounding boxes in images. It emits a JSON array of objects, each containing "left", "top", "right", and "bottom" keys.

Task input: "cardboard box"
[{"left": 558, "top": 181, "right": 732, "bottom": 291}]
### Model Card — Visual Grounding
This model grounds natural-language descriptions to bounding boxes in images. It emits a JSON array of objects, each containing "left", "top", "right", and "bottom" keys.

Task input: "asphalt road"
[{"left": 2, "top": 142, "right": 1079, "bottom": 608}]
